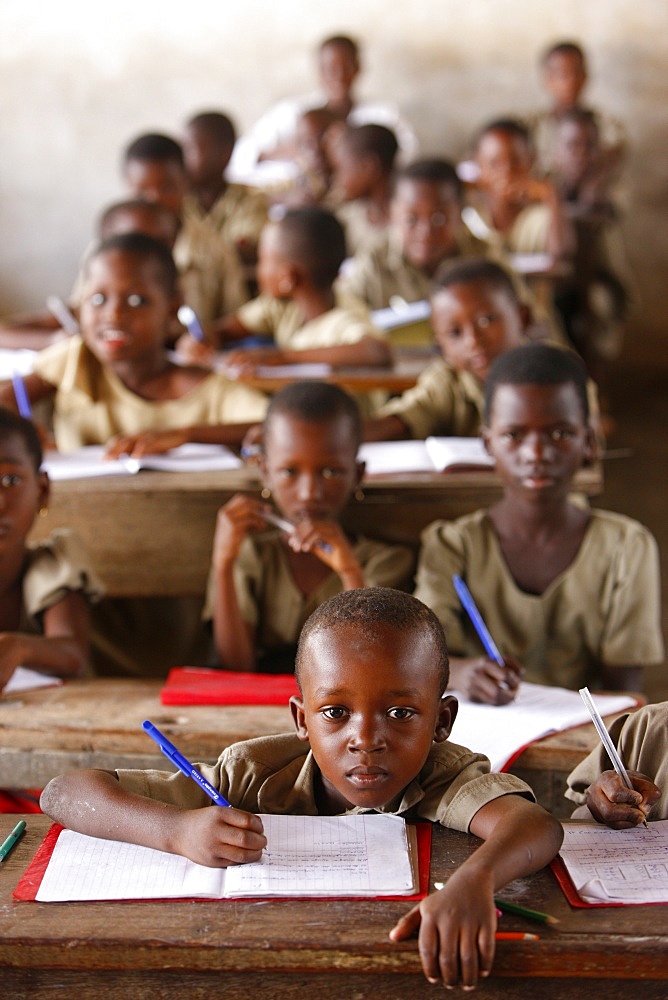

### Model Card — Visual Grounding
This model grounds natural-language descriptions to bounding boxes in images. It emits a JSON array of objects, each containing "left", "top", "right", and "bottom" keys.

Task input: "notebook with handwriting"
[
  {"left": 553, "top": 819, "right": 668, "bottom": 907},
  {"left": 16, "top": 814, "right": 426, "bottom": 903}
]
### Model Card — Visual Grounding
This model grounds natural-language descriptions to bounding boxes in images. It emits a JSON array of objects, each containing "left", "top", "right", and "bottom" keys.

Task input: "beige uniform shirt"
[
  {"left": 376, "top": 358, "right": 485, "bottom": 439},
  {"left": 174, "top": 213, "right": 248, "bottom": 321},
  {"left": 117, "top": 731, "right": 534, "bottom": 832},
  {"left": 204, "top": 529, "right": 415, "bottom": 655},
  {"left": 414, "top": 508, "right": 664, "bottom": 690},
  {"left": 32, "top": 336, "right": 268, "bottom": 450},
  {"left": 335, "top": 200, "right": 391, "bottom": 258},
  {"left": 565, "top": 703, "right": 668, "bottom": 820},
  {"left": 235, "top": 292, "right": 386, "bottom": 351},
  {"left": 183, "top": 184, "right": 269, "bottom": 254},
  {"left": 22, "top": 529, "right": 105, "bottom": 631}
]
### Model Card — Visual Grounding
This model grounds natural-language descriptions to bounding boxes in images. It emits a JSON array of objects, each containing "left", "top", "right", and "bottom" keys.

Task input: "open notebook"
[
  {"left": 358, "top": 437, "right": 494, "bottom": 476},
  {"left": 24, "top": 814, "right": 421, "bottom": 902},
  {"left": 42, "top": 443, "right": 242, "bottom": 481},
  {"left": 555, "top": 819, "right": 668, "bottom": 906}
]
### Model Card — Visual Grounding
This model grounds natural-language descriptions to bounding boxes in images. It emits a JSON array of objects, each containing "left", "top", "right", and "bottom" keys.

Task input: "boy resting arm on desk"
[{"left": 41, "top": 588, "right": 562, "bottom": 991}]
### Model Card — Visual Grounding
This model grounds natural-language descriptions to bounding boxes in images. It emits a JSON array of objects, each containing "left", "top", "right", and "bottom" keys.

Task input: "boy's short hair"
[
  {"left": 319, "top": 34, "right": 359, "bottom": 61},
  {"left": 186, "top": 111, "right": 236, "bottom": 149},
  {"left": 123, "top": 133, "right": 184, "bottom": 168},
  {"left": 296, "top": 588, "right": 450, "bottom": 695},
  {"left": 278, "top": 208, "right": 347, "bottom": 288},
  {"left": 484, "top": 343, "right": 589, "bottom": 423},
  {"left": 393, "top": 159, "right": 462, "bottom": 200},
  {"left": 475, "top": 118, "right": 532, "bottom": 152},
  {"left": 98, "top": 199, "right": 179, "bottom": 243},
  {"left": 340, "top": 124, "right": 399, "bottom": 174},
  {"left": 542, "top": 40, "right": 586, "bottom": 66},
  {"left": 0, "top": 407, "right": 43, "bottom": 472},
  {"left": 85, "top": 232, "right": 178, "bottom": 299},
  {"left": 432, "top": 257, "right": 520, "bottom": 305},
  {"left": 263, "top": 380, "right": 362, "bottom": 449}
]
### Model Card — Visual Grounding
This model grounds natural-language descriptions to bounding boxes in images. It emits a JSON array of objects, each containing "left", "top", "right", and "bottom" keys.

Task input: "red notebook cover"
[
  {"left": 160, "top": 667, "right": 300, "bottom": 706},
  {"left": 14, "top": 821, "right": 432, "bottom": 903},
  {"left": 550, "top": 854, "right": 668, "bottom": 909}
]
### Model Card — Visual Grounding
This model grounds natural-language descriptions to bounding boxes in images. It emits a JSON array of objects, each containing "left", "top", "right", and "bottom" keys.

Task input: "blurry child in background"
[
  {"left": 414, "top": 343, "right": 662, "bottom": 703},
  {"left": 363, "top": 258, "right": 527, "bottom": 441},
  {"left": 205, "top": 382, "right": 413, "bottom": 672},
  {"left": 182, "top": 111, "right": 268, "bottom": 285},
  {"left": 340, "top": 159, "right": 481, "bottom": 311},
  {"left": 0, "top": 233, "right": 267, "bottom": 451},
  {"left": 528, "top": 40, "right": 626, "bottom": 180},
  {"left": 123, "top": 132, "right": 248, "bottom": 322},
  {"left": 549, "top": 108, "right": 629, "bottom": 402},
  {"left": 187, "top": 207, "right": 390, "bottom": 372},
  {"left": 0, "top": 408, "right": 103, "bottom": 694},
  {"left": 330, "top": 123, "right": 399, "bottom": 255}
]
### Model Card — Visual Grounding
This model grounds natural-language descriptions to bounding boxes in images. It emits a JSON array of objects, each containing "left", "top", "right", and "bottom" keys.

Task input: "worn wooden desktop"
[
  {"left": 1, "top": 814, "right": 666, "bottom": 999},
  {"left": 0, "top": 678, "right": 624, "bottom": 818},
  {"left": 28, "top": 465, "right": 602, "bottom": 598},
  {"left": 230, "top": 351, "right": 431, "bottom": 395}
]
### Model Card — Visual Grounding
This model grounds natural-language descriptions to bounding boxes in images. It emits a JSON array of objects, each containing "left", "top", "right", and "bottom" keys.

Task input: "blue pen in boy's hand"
[
  {"left": 177, "top": 305, "right": 206, "bottom": 343},
  {"left": 142, "top": 720, "right": 231, "bottom": 807},
  {"left": 11, "top": 372, "right": 32, "bottom": 420},
  {"left": 452, "top": 574, "right": 505, "bottom": 666}
]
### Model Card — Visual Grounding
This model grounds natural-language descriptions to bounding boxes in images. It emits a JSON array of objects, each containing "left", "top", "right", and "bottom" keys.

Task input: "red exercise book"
[
  {"left": 160, "top": 667, "right": 299, "bottom": 706},
  {"left": 13, "top": 821, "right": 432, "bottom": 903}
]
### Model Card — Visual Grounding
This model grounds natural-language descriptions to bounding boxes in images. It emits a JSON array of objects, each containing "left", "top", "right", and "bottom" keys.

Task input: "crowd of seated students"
[{"left": 0, "top": 36, "right": 664, "bottom": 985}]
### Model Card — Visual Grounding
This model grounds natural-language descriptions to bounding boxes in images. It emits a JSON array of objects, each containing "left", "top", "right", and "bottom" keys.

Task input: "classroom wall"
[{"left": 1, "top": 0, "right": 667, "bottom": 340}]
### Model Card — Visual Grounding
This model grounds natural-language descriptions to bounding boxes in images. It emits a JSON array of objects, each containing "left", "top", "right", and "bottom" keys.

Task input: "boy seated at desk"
[
  {"left": 41, "top": 587, "right": 563, "bottom": 991},
  {"left": 565, "top": 702, "right": 666, "bottom": 828}
]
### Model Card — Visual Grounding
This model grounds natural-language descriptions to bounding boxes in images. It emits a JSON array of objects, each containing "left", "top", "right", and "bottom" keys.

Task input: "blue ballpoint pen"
[
  {"left": 452, "top": 574, "right": 505, "bottom": 666},
  {"left": 11, "top": 372, "right": 32, "bottom": 420},
  {"left": 177, "top": 305, "right": 206, "bottom": 343},
  {"left": 142, "top": 720, "right": 231, "bottom": 807}
]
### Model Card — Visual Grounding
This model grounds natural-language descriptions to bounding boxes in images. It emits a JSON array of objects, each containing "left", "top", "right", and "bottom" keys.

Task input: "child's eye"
[
  {"left": 551, "top": 428, "right": 575, "bottom": 442},
  {"left": 321, "top": 467, "right": 343, "bottom": 480},
  {"left": 474, "top": 313, "right": 496, "bottom": 331},
  {"left": 387, "top": 707, "right": 415, "bottom": 720},
  {"left": 127, "top": 294, "right": 146, "bottom": 308},
  {"left": 0, "top": 473, "right": 22, "bottom": 488},
  {"left": 90, "top": 293, "right": 106, "bottom": 307},
  {"left": 321, "top": 706, "right": 349, "bottom": 721},
  {"left": 502, "top": 430, "right": 522, "bottom": 442},
  {"left": 445, "top": 326, "right": 463, "bottom": 340}
]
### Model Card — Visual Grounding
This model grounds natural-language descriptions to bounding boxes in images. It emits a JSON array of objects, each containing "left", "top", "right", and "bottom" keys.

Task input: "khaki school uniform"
[
  {"left": 174, "top": 213, "right": 248, "bottom": 321},
  {"left": 22, "top": 530, "right": 104, "bottom": 633},
  {"left": 376, "top": 359, "right": 484, "bottom": 440},
  {"left": 235, "top": 292, "right": 386, "bottom": 352},
  {"left": 183, "top": 184, "right": 269, "bottom": 256}
]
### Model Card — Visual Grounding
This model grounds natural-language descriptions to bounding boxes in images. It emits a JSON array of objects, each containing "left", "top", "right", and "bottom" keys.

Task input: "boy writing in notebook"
[{"left": 41, "top": 588, "right": 562, "bottom": 991}]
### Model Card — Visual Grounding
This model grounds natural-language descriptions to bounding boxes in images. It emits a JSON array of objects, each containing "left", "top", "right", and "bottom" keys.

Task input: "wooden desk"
[
  {"left": 0, "top": 678, "right": 620, "bottom": 817},
  {"left": 29, "top": 466, "right": 602, "bottom": 597},
  {"left": 231, "top": 352, "right": 432, "bottom": 395},
  {"left": 1, "top": 814, "right": 666, "bottom": 998}
]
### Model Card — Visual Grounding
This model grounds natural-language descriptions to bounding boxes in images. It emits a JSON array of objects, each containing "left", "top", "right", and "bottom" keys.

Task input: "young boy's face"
[
  {"left": 332, "top": 142, "right": 372, "bottom": 201},
  {"left": 483, "top": 381, "right": 595, "bottom": 504},
  {"left": 0, "top": 432, "right": 48, "bottom": 559},
  {"left": 543, "top": 51, "right": 587, "bottom": 111},
  {"left": 291, "top": 622, "right": 455, "bottom": 813},
  {"left": 391, "top": 179, "right": 461, "bottom": 274},
  {"left": 256, "top": 224, "right": 293, "bottom": 299},
  {"left": 432, "top": 279, "right": 525, "bottom": 383},
  {"left": 318, "top": 42, "right": 359, "bottom": 106},
  {"left": 261, "top": 412, "right": 362, "bottom": 525},
  {"left": 553, "top": 120, "right": 598, "bottom": 187},
  {"left": 183, "top": 125, "right": 231, "bottom": 187},
  {"left": 79, "top": 250, "right": 175, "bottom": 367},
  {"left": 476, "top": 131, "right": 532, "bottom": 202},
  {"left": 124, "top": 158, "right": 188, "bottom": 217}
]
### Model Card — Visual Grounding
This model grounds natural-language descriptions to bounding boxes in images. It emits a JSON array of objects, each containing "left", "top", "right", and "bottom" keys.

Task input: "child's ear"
[
  {"left": 433, "top": 695, "right": 458, "bottom": 743},
  {"left": 582, "top": 423, "right": 598, "bottom": 468},
  {"left": 290, "top": 695, "right": 310, "bottom": 741},
  {"left": 278, "top": 264, "right": 299, "bottom": 296},
  {"left": 354, "top": 458, "right": 366, "bottom": 489},
  {"left": 37, "top": 470, "right": 50, "bottom": 515}
]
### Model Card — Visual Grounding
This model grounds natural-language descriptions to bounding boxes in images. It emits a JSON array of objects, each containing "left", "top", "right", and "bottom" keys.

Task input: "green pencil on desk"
[
  {"left": 494, "top": 897, "right": 559, "bottom": 925},
  {"left": 0, "top": 820, "right": 26, "bottom": 862}
]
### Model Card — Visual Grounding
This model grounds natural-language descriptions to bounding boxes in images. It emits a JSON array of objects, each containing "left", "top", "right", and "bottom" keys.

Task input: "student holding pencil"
[
  {"left": 41, "top": 588, "right": 563, "bottom": 990},
  {"left": 204, "top": 381, "right": 413, "bottom": 672},
  {"left": 566, "top": 702, "right": 666, "bottom": 827},
  {"left": 414, "top": 343, "right": 663, "bottom": 704}
]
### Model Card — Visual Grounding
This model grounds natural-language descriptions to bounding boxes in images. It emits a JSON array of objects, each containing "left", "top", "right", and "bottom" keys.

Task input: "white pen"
[
  {"left": 262, "top": 508, "right": 332, "bottom": 553},
  {"left": 579, "top": 686, "right": 649, "bottom": 828},
  {"left": 46, "top": 295, "right": 79, "bottom": 335}
]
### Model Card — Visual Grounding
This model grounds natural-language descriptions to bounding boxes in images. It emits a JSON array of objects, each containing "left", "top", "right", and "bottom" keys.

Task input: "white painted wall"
[{"left": 1, "top": 0, "right": 666, "bottom": 335}]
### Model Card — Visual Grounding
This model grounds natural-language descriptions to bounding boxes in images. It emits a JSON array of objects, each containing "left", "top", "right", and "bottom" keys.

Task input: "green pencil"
[{"left": 494, "top": 897, "right": 559, "bottom": 925}]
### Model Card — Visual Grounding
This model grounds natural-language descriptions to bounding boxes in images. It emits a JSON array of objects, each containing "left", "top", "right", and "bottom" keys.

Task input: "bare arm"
[
  {"left": 40, "top": 768, "right": 266, "bottom": 867},
  {"left": 0, "top": 591, "right": 90, "bottom": 691},
  {"left": 105, "top": 422, "right": 261, "bottom": 459},
  {"left": 361, "top": 413, "right": 411, "bottom": 442},
  {"left": 224, "top": 335, "right": 392, "bottom": 370},
  {"left": 390, "top": 795, "right": 563, "bottom": 990},
  {"left": 0, "top": 371, "right": 56, "bottom": 412}
]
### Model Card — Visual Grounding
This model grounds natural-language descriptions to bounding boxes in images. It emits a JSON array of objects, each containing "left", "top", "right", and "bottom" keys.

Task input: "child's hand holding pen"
[
  {"left": 212, "top": 495, "right": 270, "bottom": 569},
  {"left": 449, "top": 655, "right": 522, "bottom": 706},
  {"left": 171, "top": 805, "right": 266, "bottom": 869},
  {"left": 586, "top": 769, "right": 661, "bottom": 830},
  {"left": 287, "top": 518, "right": 365, "bottom": 589}
]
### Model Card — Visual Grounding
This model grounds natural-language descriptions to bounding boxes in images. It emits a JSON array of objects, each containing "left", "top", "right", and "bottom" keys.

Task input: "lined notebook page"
[
  {"left": 36, "top": 814, "right": 414, "bottom": 902},
  {"left": 560, "top": 819, "right": 668, "bottom": 904}
]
